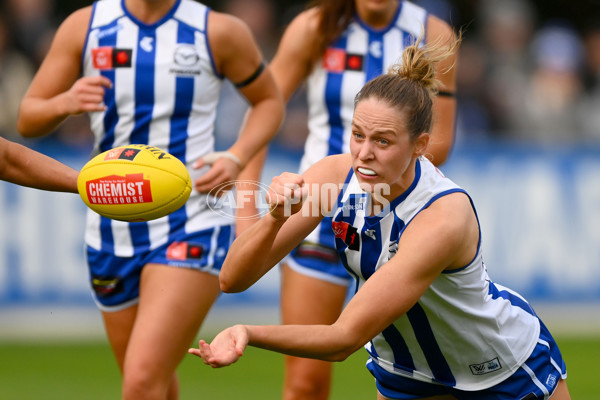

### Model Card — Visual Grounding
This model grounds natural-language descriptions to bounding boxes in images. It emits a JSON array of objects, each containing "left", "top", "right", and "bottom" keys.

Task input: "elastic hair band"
[
  {"left": 437, "top": 90, "right": 456, "bottom": 98},
  {"left": 234, "top": 62, "right": 265, "bottom": 88}
]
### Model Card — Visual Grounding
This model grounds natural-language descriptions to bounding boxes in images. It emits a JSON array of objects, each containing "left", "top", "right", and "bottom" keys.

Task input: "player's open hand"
[
  {"left": 188, "top": 325, "right": 248, "bottom": 368},
  {"left": 266, "top": 172, "right": 307, "bottom": 221},
  {"left": 193, "top": 151, "right": 243, "bottom": 194},
  {"left": 61, "top": 76, "right": 112, "bottom": 114}
]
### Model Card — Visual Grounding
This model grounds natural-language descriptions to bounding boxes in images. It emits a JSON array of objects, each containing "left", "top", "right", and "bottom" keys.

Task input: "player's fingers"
[{"left": 85, "top": 75, "right": 113, "bottom": 88}]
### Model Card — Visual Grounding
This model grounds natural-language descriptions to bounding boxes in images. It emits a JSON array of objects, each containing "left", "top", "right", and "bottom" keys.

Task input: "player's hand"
[
  {"left": 193, "top": 152, "right": 243, "bottom": 194},
  {"left": 60, "top": 76, "right": 113, "bottom": 115},
  {"left": 266, "top": 172, "right": 307, "bottom": 221},
  {"left": 188, "top": 325, "right": 248, "bottom": 368}
]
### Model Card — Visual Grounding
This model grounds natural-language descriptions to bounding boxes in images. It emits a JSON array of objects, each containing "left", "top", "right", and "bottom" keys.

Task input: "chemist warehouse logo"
[{"left": 85, "top": 174, "right": 153, "bottom": 205}]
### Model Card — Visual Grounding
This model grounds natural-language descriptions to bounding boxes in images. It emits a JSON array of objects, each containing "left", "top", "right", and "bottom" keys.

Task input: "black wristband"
[{"left": 234, "top": 62, "right": 265, "bottom": 88}]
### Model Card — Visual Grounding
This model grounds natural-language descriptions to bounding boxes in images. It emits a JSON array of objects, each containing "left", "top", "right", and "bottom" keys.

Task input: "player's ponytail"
[{"left": 355, "top": 32, "right": 460, "bottom": 141}]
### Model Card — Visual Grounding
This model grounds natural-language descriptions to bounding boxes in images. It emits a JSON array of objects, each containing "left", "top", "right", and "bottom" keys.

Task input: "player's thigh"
[
  {"left": 280, "top": 263, "right": 348, "bottom": 324},
  {"left": 125, "top": 264, "right": 220, "bottom": 371}
]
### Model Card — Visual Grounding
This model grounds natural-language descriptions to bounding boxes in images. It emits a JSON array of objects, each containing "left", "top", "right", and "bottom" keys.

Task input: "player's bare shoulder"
[
  {"left": 54, "top": 6, "right": 94, "bottom": 50},
  {"left": 207, "top": 12, "right": 256, "bottom": 61}
]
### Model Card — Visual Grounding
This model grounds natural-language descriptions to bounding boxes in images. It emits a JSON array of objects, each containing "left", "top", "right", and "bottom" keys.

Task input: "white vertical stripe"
[
  {"left": 112, "top": 219, "right": 134, "bottom": 256},
  {"left": 113, "top": 18, "right": 137, "bottom": 147},
  {"left": 149, "top": 20, "right": 177, "bottom": 150},
  {"left": 382, "top": 28, "right": 403, "bottom": 71},
  {"left": 206, "top": 225, "right": 220, "bottom": 267},
  {"left": 398, "top": 1, "right": 427, "bottom": 37},
  {"left": 84, "top": 211, "right": 102, "bottom": 250}
]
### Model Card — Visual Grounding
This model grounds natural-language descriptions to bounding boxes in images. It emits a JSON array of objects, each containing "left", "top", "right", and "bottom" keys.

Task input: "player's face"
[{"left": 350, "top": 98, "right": 426, "bottom": 202}]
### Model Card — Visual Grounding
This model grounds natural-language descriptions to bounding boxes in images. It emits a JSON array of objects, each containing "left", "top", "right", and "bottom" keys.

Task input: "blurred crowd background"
[{"left": 0, "top": 0, "right": 599, "bottom": 156}]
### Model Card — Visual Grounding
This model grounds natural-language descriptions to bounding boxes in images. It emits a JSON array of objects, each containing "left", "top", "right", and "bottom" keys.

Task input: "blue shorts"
[
  {"left": 86, "top": 225, "right": 234, "bottom": 311},
  {"left": 366, "top": 320, "right": 566, "bottom": 400},
  {"left": 284, "top": 217, "right": 351, "bottom": 286}
]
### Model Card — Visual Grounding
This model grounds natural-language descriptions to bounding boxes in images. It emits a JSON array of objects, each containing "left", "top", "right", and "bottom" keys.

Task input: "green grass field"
[{"left": 0, "top": 335, "right": 597, "bottom": 399}]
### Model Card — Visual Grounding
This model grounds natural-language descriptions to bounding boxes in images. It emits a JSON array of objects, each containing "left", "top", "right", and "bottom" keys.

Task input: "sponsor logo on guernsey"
[
  {"left": 322, "top": 48, "right": 364, "bottom": 73},
  {"left": 469, "top": 357, "right": 502, "bottom": 375},
  {"left": 166, "top": 242, "right": 204, "bottom": 260},
  {"left": 170, "top": 44, "right": 202, "bottom": 76},
  {"left": 332, "top": 221, "right": 360, "bottom": 251},
  {"left": 92, "top": 47, "right": 132, "bottom": 70},
  {"left": 86, "top": 174, "right": 153, "bottom": 205}
]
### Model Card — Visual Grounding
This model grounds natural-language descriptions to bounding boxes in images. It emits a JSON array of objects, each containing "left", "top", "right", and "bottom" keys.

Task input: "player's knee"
[
  {"left": 284, "top": 359, "right": 332, "bottom": 400},
  {"left": 122, "top": 365, "right": 167, "bottom": 400}
]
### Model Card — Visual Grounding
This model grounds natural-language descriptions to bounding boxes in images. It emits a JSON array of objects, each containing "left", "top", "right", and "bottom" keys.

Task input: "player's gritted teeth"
[{"left": 357, "top": 167, "right": 377, "bottom": 176}]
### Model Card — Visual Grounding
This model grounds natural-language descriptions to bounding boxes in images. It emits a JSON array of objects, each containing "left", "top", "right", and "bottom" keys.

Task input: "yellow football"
[{"left": 77, "top": 144, "right": 192, "bottom": 222}]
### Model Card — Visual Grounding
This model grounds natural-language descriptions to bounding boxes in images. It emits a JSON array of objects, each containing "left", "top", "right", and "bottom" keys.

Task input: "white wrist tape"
[{"left": 201, "top": 151, "right": 243, "bottom": 168}]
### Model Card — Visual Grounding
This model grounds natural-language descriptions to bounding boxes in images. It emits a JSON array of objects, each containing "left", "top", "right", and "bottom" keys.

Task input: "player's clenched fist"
[{"left": 266, "top": 172, "right": 307, "bottom": 221}]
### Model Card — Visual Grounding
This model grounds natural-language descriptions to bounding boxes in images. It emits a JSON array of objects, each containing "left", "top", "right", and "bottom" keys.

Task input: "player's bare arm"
[
  {"left": 193, "top": 11, "right": 284, "bottom": 194},
  {"left": 201, "top": 191, "right": 480, "bottom": 367},
  {"left": 0, "top": 137, "right": 78, "bottom": 192},
  {"left": 269, "top": 7, "right": 322, "bottom": 101},
  {"left": 425, "top": 15, "right": 458, "bottom": 166},
  {"left": 17, "top": 7, "right": 112, "bottom": 137},
  {"left": 219, "top": 154, "right": 350, "bottom": 293}
]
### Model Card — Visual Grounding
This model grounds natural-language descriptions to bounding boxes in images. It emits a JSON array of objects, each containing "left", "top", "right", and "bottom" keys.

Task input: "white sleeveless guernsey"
[
  {"left": 82, "top": 0, "right": 231, "bottom": 256},
  {"left": 331, "top": 157, "right": 540, "bottom": 390}
]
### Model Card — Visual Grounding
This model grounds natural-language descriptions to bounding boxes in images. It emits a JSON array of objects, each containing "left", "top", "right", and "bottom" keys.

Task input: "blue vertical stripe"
[
  {"left": 167, "top": 22, "right": 195, "bottom": 239},
  {"left": 360, "top": 220, "right": 381, "bottom": 279},
  {"left": 98, "top": 21, "right": 119, "bottom": 152},
  {"left": 131, "top": 29, "right": 155, "bottom": 144},
  {"left": 320, "top": 36, "right": 346, "bottom": 244},
  {"left": 128, "top": 28, "right": 156, "bottom": 250},
  {"left": 381, "top": 324, "right": 415, "bottom": 370},
  {"left": 97, "top": 21, "right": 120, "bottom": 251},
  {"left": 324, "top": 36, "right": 347, "bottom": 158},
  {"left": 406, "top": 304, "right": 456, "bottom": 386},
  {"left": 365, "top": 31, "right": 384, "bottom": 81}
]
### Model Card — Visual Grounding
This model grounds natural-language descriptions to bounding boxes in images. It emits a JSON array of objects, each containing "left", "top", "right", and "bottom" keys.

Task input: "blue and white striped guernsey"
[
  {"left": 300, "top": 0, "right": 428, "bottom": 175},
  {"left": 82, "top": 0, "right": 232, "bottom": 256},
  {"left": 331, "top": 157, "right": 541, "bottom": 390}
]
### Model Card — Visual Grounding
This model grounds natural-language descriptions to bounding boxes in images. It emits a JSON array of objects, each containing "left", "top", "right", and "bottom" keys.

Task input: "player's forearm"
[
  {"left": 220, "top": 213, "right": 284, "bottom": 293},
  {"left": 2, "top": 140, "right": 78, "bottom": 192},
  {"left": 17, "top": 96, "right": 71, "bottom": 138},
  {"left": 246, "top": 324, "right": 357, "bottom": 362}
]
